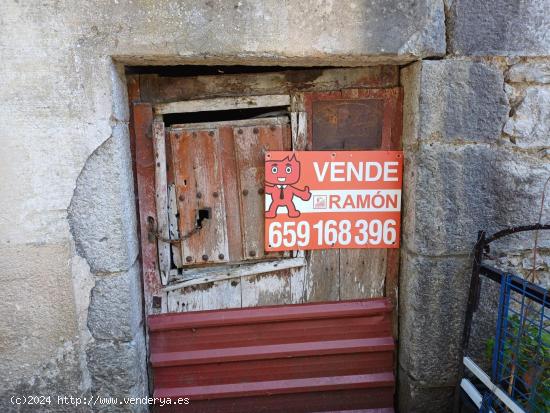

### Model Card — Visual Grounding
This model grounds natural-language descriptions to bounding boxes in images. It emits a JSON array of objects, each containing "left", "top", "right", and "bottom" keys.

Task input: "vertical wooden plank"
[
  {"left": 306, "top": 249, "right": 340, "bottom": 302},
  {"left": 340, "top": 250, "right": 387, "bottom": 300},
  {"left": 167, "top": 184, "right": 182, "bottom": 268},
  {"left": 233, "top": 120, "right": 292, "bottom": 306},
  {"left": 233, "top": 123, "right": 289, "bottom": 259},
  {"left": 170, "top": 129, "right": 229, "bottom": 265},
  {"left": 219, "top": 126, "right": 244, "bottom": 261},
  {"left": 241, "top": 270, "right": 291, "bottom": 307},
  {"left": 133, "top": 103, "right": 163, "bottom": 315},
  {"left": 296, "top": 111, "right": 308, "bottom": 150},
  {"left": 289, "top": 265, "right": 308, "bottom": 304},
  {"left": 153, "top": 120, "right": 170, "bottom": 285},
  {"left": 193, "top": 129, "right": 229, "bottom": 264}
]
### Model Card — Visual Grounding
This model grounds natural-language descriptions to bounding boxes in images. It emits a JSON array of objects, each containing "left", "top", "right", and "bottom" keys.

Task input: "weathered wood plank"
[
  {"left": 170, "top": 129, "right": 229, "bottom": 265},
  {"left": 233, "top": 121, "right": 290, "bottom": 260},
  {"left": 153, "top": 120, "right": 171, "bottom": 285},
  {"left": 165, "top": 257, "right": 306, "bottom": 290},
  {"left": 132, "top": 103, "right": 163, "bottom": 314},
  {"left": 170, "top": 117, "right": 290, "bottom": 131},
  {"left": 155, "top": 95, "right": 290, "bottom": 115},
  {"left": 141, "top": 67, "right": 399, "bottom": 103},
  {"left": 200, "top": 280, "right": 242, "bottom": 311},
  {"left": 241, "top": 270, "right": 292, "bottom": 307},
  {"left": 218, "top": 126, "right": 243, "bottom": 261},
  {"left": 167, "top": 280, "right": 241, "bottom": 312},
  {"left": 296, "top": 111, "right": 308, "bottom": 150},
  {"left": 289, "top": 264, "right": 308, "bottom": 304},
  {"left": 167, "top": 184, "right": 182, "bottom": 268},
  {"left": 306, "top": 249, "right": 340, "bottom": 302},
  {"left": 340, "top": 249, "right": 387, "bottom": 300}
]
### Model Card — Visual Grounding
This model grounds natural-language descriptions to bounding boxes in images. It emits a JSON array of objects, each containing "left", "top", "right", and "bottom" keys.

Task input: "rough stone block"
[
  {"left": 504, "top": 86, "right": 550, "bottom": 149},
  {"left": 399, "top": 252, "right": 471, "bottom": 385},
  {"left": 398, "top": 369, "right": 455, "bottom": 413},
  {"left": 68, "top": 124, "right": 139, "bottom": 273},
  {"left": 87, "top": 261, "right": 143, "bottom": 341},
  {"left": 507, "top": 61, "right": 550, "bottom": 84},
  {"left": 86, "top": 333, "right": 148, "bottom": 412},
  {"left": 403, "top": 142, "right": 550, "bottom": 256},
  {"left": 402, "top": 60, "right": 509, "bottom": 145},
  {"left": 448, "top": 0, "right": 550, "bottom": 56}
]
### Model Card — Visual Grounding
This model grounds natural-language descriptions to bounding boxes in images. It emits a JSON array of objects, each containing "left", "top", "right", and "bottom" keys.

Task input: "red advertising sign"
[{"left": 264, "top": 151, "right": 403, "bottom": 251}]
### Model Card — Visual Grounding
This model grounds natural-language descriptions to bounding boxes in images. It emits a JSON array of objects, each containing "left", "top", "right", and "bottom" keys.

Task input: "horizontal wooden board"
[
  {"left": 155, "top": 94, "right": 290, "bottom": 115},
  {"left": 140, "top": 67, "right": 399, "bottom": 104}
]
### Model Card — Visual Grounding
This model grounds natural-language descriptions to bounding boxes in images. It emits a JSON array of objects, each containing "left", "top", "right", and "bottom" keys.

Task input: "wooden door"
[
  {"left": 129, "top": 69, "right": 402, "bottom": 316},
  {"left": 162, "top": 117, "right": 304, "bottom": 312},
  {"left": 129, "top": 75, "right": 401, "bottom": 411}
]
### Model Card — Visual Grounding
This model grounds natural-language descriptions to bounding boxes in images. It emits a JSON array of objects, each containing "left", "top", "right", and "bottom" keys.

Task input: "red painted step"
[
  {"left": 156, "top": 372, "right": 394, "bottom": 400},
  {"left": 151, "top": 337, "right": 394, "bottom": 367},
  {"left": 156, "top": 388, "right": 394, "bottom": 413},
  {"left": 149, "top": 299, "right": 395, "bottom": 412},
  {"left": 153, "top": 337, "right": 394, "bottom": 387},
  {"left": 149, "top": 299, "right": 391, "bottom": 331}
]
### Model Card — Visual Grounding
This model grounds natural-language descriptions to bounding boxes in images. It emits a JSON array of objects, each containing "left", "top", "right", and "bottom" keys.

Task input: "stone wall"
[
  {"left": 0, "top": 0, "right": 548, "bottom": 412},
  {"left": 398, "top": 1, "right": 550, "bottom": 409}
]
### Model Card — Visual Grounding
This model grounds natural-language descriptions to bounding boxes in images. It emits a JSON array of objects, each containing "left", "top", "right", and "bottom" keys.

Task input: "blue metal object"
[
  {"left": 489, "top": 274, "right": 549, "bottom": 412},
  {"left": 456, "top": 225, "right": 550, "bottom": 413}
]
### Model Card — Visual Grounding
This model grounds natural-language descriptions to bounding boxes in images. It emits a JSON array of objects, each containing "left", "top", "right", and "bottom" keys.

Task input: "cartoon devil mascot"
[{"left": 265, "top": 154, "right": 311, "bottom": 218}]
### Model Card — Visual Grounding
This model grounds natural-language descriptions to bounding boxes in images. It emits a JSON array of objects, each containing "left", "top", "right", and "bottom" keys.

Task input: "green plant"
[{"left": 485, "top": 314, "right": 550, "bottom": 412}]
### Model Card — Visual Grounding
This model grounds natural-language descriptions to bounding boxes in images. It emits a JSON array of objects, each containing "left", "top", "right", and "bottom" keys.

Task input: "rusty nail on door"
[
  {"left": 196, "top": 192, "right": 202, "bottom": 199},
  {"left": 208, "top": 131, "right": 214, "bottom": 137},
  {"left": 202, "top": 254, "right": 209, "bottom": 261},
  {"left": 186, "top": 256, "right": 193, "bottom": 263},
  {"left": 249, "top": 250, "right": 256, "bottom": 257},
  {"left": 179, "top": 195, "right": 185, "bottom": 201},
  {"left": 242, "top": 189, "right": 249, "bottom": 196},
  {"left": 218, "top": 253, "right": 224, "bottom": 260},
  {"left": 212, "top": 191, "right": 219, "bottom": 198},
  {"left": 237, "top": 129, "right": 243, "bottom": 134},
  {"left": 258, "top": 188, "right": 264, "bottom": 195},
  {"left": 253, "top": 127, "right": 259, "bottom": 134}
]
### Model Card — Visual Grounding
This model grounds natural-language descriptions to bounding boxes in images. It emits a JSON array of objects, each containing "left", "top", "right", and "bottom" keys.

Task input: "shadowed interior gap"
[{"left": 163, "top": 106, "right": 289, "bottom": 126}]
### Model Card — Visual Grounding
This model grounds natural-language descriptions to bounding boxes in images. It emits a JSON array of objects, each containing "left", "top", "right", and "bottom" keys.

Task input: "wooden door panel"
[
  {"left": 218, "top": 126, "right": 244, "bottom": 262},
  {"left": 339, "top": 249, "right": 387, "bottom": 300},
  {"left": 233, "top": 124, "right": 291, "bottom": 260},
  {"left": 170, "top": 129, "right": 229, "bottom": 265}
]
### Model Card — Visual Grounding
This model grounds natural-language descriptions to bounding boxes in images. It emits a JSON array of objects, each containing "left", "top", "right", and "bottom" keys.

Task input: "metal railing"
[{"left": 456, "top": 225, "right": 550, "bottom": 413}]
